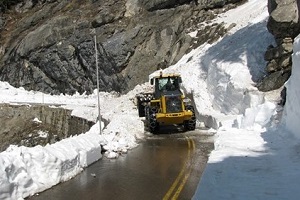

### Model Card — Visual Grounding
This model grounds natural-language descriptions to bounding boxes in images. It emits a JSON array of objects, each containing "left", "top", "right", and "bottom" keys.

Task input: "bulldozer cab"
[
  {"left": 150, "top": 74, "right": 182, "bottom": 98},
  {"left": 137, "top": 72, "right": 196, "bottom": 133}
]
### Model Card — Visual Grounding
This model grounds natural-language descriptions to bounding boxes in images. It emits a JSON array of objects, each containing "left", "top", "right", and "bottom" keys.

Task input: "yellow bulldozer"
[{"left": 136, "top": 71, "right": 196, "bottom": 133}]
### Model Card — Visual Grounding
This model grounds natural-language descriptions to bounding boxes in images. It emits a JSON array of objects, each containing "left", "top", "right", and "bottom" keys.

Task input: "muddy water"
[{"left": 0, "top": 104, "right": 94, "bottom": 151}]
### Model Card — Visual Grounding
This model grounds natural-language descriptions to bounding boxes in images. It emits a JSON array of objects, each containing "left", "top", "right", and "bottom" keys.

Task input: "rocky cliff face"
[
  {"left": 258, "top": 0, "right": 300, "bottom": 92},
  {"left": 0, "top": 0, "right": 244, "bottom": 95}
]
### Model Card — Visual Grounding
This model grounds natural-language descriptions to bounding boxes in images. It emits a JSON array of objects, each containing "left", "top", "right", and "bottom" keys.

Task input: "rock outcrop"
[
  {"left": 258, "top": 0, "right": 300, "bottom": 92},
  {"left": 0, "top": 0, "right": 244, "bottom": 95}
]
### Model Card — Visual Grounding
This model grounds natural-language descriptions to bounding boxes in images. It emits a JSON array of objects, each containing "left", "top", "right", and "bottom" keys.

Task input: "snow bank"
[
  {"left": 241, "top": 101, "right": 276, "bottom": 130},
  {"left": 0, "top": 126, "right": 103, "bottom": 200},
  {"left": 192, "top": 1, "right": 300, "bottom": 199},
  {"left": 159, "top": 0, "right": 276, "bottom": 131},
  {"left": 283, "top": 34, "right": 300, "bottom": 138},
  {"left": 0, "top": 82, "right": 145, "bottom": 199},
  {"left": 193, "top": 126, "right": 300, "bottom": 200}
]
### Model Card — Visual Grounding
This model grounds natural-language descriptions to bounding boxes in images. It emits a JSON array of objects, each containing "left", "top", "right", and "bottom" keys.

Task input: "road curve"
[{"left": 28, "top": 130, "right": 213, "bottom": 200}]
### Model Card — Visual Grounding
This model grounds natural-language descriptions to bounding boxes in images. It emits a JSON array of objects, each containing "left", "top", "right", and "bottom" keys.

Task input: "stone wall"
[
  {"left": 258, "top": 0, "right": 300, "bottom": 92},
  {"left": 0, "top": 104, "right": 94, "bottom": 151}
]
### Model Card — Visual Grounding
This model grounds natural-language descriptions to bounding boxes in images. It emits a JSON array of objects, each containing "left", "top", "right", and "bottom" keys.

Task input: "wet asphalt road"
[{"left": 28, "top": 128, "right": 214, "bottom": 200}]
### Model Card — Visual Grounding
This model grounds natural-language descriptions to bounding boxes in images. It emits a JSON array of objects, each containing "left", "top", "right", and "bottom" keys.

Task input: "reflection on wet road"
[{"left": 28, "top": 128, "right": 214, "bottom": 200}]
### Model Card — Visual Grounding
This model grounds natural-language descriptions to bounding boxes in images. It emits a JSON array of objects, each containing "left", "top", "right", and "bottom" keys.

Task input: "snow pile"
[
  {"left": 191, "top": 30, "right": 300, "bottom": 199},
  {"left": 193, "top": 127, "right": 300, "bottom": 200},
  {"left": 191, "top": 1, "right": 300, "bottom": 199},
  {"left": 241, "top": 101, "right": 276, "bottom": 130},
  {"left": 160, "top": 0, "right": 275, "bottom": 131},
  {"left": 0, "top": 128, "right": 103, "bottom": 199},
  {"left": 283, "top": 34, "right": 300, "bottom": 138},
  {"left": 101, "top": 89, "right": 145, "bottom": 157},
  {"left": 0, "top": 84, "right": 145, "bottom": 199}
]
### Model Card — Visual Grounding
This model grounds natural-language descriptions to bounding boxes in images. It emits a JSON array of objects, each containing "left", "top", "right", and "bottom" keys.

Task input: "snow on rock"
[
  {"left": 214, "top": 0, "right": 269, "bottom": 33},
  {"left": 33, "top": 117, "right": 42, "bottom": 123},
  {"left": 283, "top": 34, "right": 300, "bottom": 138}
]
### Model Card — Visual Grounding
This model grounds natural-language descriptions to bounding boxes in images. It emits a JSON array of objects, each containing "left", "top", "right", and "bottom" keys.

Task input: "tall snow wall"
[{"left": 283, "top": 34, "right": 300, "bottom": 138}]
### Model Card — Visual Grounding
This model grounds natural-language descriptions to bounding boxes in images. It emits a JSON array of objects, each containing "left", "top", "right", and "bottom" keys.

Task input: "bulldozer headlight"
[{"left": 183, "top": 98, "right": 191, "bottom": 103}]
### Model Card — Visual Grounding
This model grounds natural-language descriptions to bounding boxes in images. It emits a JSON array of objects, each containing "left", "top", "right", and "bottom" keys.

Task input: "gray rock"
[
  {"left": 257, "top": 70, "right": 291, "bottom": 92},
  {"left": 15, "top": 0, "right": 35, "bottom": 13},
  {"left": 267, "top": 0, "right": 300, "bottom": 39},
  {"left": 125, "top": 0, "right": 142, "bottom": 17},
  {"left": 0, "top": 0, "right": 245, "bottom": 95},
  {"left": 260, "top": 0, "right": 300, "bottom": 92}
]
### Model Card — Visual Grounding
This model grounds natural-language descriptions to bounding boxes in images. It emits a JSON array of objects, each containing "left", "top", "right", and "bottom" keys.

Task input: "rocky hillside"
[
  {"left": 1, "top": 0, "right": 298, "bottom": 96},
  {"left": 258, "top": 0, "right": 300, "bottom": 92},
  {"left": 0, "top": 0, "right": 244, "bottom": 95}
]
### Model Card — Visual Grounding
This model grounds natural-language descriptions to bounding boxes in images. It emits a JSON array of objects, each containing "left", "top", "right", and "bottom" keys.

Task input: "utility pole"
[{"left": 94, "top": 35, "right": 102, "bottom": 134}]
